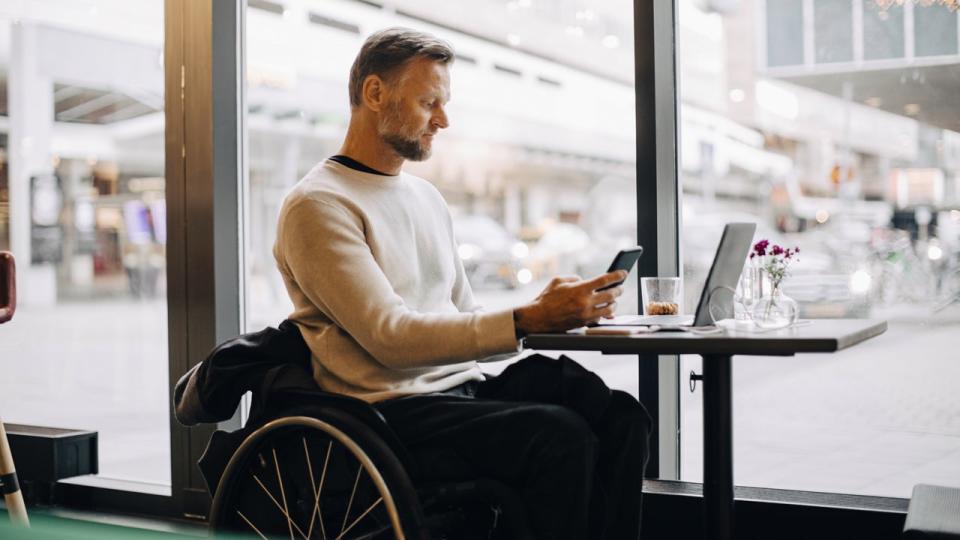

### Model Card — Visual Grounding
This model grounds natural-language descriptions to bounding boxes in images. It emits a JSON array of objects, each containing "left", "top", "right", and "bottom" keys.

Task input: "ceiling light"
[
  {"left": 815, "top": 209, "right": 830, "bottom": 223},
  {"left": 904, "top": 103, "right": 920, "bottom": 115},
  {"left": 507, "top": 34, "right": 521, "bottom": 46},
  {"left": 865, "top": 96, "right": 882, "bottom": 107},
  {"left": 728, "top": 88, "right": 745, "bottom": 103},
  {"left": 602, "top": 35, "right": 620, "bottom": 48}
]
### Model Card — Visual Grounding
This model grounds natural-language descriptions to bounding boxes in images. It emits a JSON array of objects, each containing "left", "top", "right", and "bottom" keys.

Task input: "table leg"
[{"left": 702, "top": 354, "right": 733, "bottom": 540}]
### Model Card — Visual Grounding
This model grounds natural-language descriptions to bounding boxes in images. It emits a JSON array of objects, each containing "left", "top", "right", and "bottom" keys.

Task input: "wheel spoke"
[
  {"left": 335, "top": 498, "right": 384, "bottom": 540},
  {"left": 252, "top": 473, "right": 309, "bottom": 539},
  {"left": 339, "top": 464, "right": 364, "bottom": 537},
  {"left": 237, "top": 510, "right": 270, "bottom": 540},
  {"left": 273, "top": 447, "right": 297, "bottom": 540},
  {"left": 305, "top": 438, "right": 332, "bottom": 540}
]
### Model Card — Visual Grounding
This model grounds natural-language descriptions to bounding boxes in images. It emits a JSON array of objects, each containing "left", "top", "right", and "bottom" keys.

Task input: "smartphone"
[{"left": 597, "top": 246, "right": 644, "bottom": 291}]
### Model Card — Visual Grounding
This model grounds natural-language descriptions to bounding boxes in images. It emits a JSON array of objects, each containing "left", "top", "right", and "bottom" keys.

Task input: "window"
[
  {"left": 243, "top": 1, "right": 640, "bottom": 392},
  {"left": 815, "top": 0, "right": 853, "bottom": 64},
  {"left": 0, "top": 1, "right": 169, "bottom": 490},
  {"left": 914, "top": 4, "right": 959, "bottom": 57},
  {"left": 765, "top": 0, "right": 805, "bottom": 67},
  {"left": 678, "top": 0, "right": 960, "bottom": 497},
  {"left": 863, "top": 3, "right": 905, "bottom": 60}
]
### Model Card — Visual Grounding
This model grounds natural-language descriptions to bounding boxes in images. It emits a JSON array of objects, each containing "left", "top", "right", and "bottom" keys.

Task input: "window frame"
[
  {"left": 51, "top": 0, "right": 245, "bottom": 519},
  {"left": 650, "top": 0, "right": 913, "bottom": 515},
  {"left": 51, "top": 0, "right": 914, "bottom": 527}
]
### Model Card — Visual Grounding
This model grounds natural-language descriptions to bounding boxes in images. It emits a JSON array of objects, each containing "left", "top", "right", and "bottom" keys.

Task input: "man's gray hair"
[{"left": 349, "top": 27, "right": 455, "bottom": 108}]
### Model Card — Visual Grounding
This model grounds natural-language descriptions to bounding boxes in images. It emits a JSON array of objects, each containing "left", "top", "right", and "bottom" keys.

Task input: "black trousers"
[{"left": 375, "top": 354, "right": 653, "bottom": 540}]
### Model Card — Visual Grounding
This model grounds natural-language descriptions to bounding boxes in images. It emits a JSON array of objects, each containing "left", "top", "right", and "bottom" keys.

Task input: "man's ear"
[{"left": 361, "top": 74, "right": 387, "bottom": 112}]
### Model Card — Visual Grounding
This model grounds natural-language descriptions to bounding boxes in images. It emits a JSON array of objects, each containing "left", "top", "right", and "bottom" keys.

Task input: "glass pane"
[
  {"left": 244, "top": 1, "right": 638, "bottom": 394},
  {"left": 914, "top": 4, "right": 958, "bottom": 57},
  {"left": 863, "top": 3, "right": 905, "bottom": 60},
  {"left": 815, "top": 0, "right": 853, "bottom": 64},
  {"left": 679, "top": 0, "right": 960, "bottom": 497},
  {"left": 0, "top": 1, "right": 169, "bottom": 489},
  {"left": 766, "top": 0, "right": 805, "bottom": 67}
]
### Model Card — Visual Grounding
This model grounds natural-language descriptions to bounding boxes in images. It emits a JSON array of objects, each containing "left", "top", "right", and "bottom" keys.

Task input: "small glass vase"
[
  {"left": 735, "top": 266, "right": 765, "bottom": 321},
  {"left": 751, "top": 285, "right": 799, "bottom": 330}
]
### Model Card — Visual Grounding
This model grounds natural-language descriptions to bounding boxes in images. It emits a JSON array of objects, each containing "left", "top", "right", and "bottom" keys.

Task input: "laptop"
[{"left": 604, "top": 222, "right": 757, "bottom": 328}]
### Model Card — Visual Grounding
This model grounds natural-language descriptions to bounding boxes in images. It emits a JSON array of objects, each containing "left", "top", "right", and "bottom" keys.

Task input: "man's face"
[{"left": 376, "top": 57, "right": 451, "bottom": 162}]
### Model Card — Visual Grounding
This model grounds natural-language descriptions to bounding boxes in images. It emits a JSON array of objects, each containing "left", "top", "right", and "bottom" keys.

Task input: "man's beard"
[
  {"left": 382, "top": 132, "right": 430, "bottom": 161},
  {"left": 378, "top": 102, "right": 432, "bottom": 161}
]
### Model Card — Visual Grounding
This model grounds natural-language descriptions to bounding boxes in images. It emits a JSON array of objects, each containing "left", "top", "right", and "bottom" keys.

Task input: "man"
[{"left": 274, "top": 27, "right": 651, "bottom": 540}]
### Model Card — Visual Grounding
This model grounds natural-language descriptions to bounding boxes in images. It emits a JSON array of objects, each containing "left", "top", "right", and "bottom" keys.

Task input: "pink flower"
[
  {"left": 752, "top": 239, "right": 769, "bottom": 257},
  {"left": 772, "top": 245, "right": 784, "bottom": 256}
]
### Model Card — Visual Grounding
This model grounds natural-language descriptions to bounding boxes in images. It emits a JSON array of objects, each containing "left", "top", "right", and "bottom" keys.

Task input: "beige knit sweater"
[{"left": 273, "top": 159, "right": 521, "bottom": 402}]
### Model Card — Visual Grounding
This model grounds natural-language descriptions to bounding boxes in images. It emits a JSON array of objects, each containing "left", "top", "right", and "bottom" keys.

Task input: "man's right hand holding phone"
[{"left": 512, "top": 271, "right": 627, "bottom": 336}]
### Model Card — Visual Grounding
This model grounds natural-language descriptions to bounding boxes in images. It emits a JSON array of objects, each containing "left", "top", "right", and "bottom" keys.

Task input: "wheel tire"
[{"left": 209, "top": 414, "right": 426, "bottom": 540}]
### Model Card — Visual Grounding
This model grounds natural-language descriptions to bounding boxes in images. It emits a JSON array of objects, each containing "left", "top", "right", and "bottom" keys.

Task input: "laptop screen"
[{"left": 691, "top": 223, "right": 757, "bottom": 326}]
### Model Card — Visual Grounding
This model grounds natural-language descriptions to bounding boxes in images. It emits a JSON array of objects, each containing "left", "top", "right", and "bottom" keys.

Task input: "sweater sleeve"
[{"left": 279, "top": 198, "right": 519, "bottom": 369}]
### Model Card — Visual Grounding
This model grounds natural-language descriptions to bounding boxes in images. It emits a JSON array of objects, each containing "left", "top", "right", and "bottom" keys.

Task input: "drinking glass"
[{"left": 641, "top": 277, "right": 681, "bottom": 316}]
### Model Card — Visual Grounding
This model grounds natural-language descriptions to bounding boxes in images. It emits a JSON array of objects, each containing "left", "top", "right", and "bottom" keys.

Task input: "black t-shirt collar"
[{"left": 328, "top": 155, "right": 391, "bottom": 176}]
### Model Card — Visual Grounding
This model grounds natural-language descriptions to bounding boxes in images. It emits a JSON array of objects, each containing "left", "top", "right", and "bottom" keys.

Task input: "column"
[{"left": 8, "top": 21, "right": 57, "bottom": 306}]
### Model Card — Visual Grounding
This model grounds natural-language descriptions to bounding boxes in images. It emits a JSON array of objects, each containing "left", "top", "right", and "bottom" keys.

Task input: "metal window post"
[
  {"left": 165, "top": 0, "right": 244, "bottom": 519},
  {"left": 634, "top": 0, "right": 681, "bottom": 481}
]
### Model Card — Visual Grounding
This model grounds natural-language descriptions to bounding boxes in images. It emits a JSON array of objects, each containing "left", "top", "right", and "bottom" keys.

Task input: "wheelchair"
[{"left": 180, "top": 324, "right": 532, "bottom": 540}]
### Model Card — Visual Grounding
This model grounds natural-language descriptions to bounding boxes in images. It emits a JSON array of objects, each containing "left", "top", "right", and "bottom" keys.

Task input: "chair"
[
  {"left": 0, "top": 251, "right": 29, "bottom": 527},
  {"left": 177, "top": 323, "right": 532, "bottom": 540}
]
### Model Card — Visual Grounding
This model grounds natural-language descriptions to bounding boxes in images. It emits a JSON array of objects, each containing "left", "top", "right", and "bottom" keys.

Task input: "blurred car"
[
  {"left": 453, "top": 214, "right": 530, "bottom": 289},
  {"left": 525, "top": 222, "right": 592, "bottom": 280}
]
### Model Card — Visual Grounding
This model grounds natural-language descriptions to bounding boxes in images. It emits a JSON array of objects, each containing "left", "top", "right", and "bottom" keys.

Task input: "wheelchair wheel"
[{"left": 209, "top": 414, "right": 425, "bottom": 540}]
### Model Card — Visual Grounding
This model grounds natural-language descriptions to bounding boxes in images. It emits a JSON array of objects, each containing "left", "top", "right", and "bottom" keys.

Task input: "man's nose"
[{"left": 433, "top": 105, "right": 449, "bottom": 130}]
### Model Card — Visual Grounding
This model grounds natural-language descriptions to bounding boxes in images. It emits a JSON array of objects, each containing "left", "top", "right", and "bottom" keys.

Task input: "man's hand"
[{"left": 513, "top": 271, "right": 627, "bottom": 336}]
